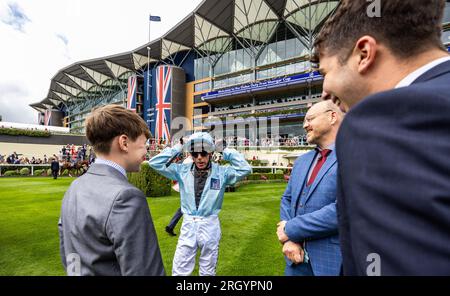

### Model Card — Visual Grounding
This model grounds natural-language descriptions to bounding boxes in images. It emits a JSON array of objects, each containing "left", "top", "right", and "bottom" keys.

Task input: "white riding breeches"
[{"left": 172, "top": 214, "right": 221, "bottom": 276}]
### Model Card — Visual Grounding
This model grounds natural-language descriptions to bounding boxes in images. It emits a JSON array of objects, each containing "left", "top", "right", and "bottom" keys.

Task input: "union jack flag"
[
  {"left": 154, "top": 66, "right": 172, "bottom": 142},
  {"left": 127, "top": 75, "right": 137, "bottom": 111},
  {"left": 44, "top": 109, "right": 52, "bottom": 126},
  {"left": 38, "top": 113, "right": 43, "bottom": 125}
]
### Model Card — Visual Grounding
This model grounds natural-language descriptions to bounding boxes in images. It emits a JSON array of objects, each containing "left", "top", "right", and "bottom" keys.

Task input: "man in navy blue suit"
[
  {"left": 313, "top": 0, "right": 450, "bottom": 275},
  {"left": 278, "top": 101, "right": 344, "bottom": 276}
]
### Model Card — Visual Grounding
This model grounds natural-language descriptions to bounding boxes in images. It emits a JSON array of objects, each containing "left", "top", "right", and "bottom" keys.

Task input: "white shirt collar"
[
  {"left": 395, "top": 56, "right": 450, "bottom": 88},
  {"left": 95, "top": 158, "right": 127, "bottom": 178}
]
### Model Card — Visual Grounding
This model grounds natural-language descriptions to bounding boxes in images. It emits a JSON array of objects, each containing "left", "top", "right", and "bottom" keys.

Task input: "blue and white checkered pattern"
[
  {"left": 280, "top": 149, "right": 342, "bottom": 276},
  {"left": 95, "top": 158, "right": 127, "bottom": 178}
]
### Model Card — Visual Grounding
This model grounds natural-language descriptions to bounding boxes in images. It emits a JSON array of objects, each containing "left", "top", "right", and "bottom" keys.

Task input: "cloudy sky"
[{"left": 0, "top": 0, "right": 203, "bottom": 124}]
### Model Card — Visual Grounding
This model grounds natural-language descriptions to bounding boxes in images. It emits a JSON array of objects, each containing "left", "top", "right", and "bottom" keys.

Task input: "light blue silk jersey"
[{"left": 149, "top": 145, "right": 252, "bottom": 217}]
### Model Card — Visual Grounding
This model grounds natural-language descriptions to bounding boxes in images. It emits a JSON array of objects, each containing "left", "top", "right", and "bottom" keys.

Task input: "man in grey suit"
[{"left": 58, "top": 105, "right": 165, "bottom": 276}]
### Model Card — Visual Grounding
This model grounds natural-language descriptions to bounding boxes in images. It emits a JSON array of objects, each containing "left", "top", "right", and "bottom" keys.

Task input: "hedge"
[
  {"left": 128, "top": 162, "right": 171, "bottom": 197},
  {"left": 0, "top": 165, "right": 49, "bottom": 174},
  {"left": 252, "top": 168, "right": 272, "bottom": 173},
  {"left": 34, "top": 169, "right": 45, "bottom": 176},
  {"left": 3, "top": 171, "right": 19, "bottom": 177},
  {"left": 248, "top": 159, "right": 262, "bottom": 166},
  {"left": 245, "top": 173, "right": 286, "bottom": 181},
  {"left": 0, "top": 127, "right": 51, "bottom": 137},
  {"left": 226, "top": 177, "right": 287, "bottom": 192},
  {"left": 247, "top": 165, "right": 293, "bottom": 174},
  {"left": 19, "top": 168, "right": 30, "bottom": 176},
  {"left": 1, "top": 168, "right": 51, "bottom": 177}
]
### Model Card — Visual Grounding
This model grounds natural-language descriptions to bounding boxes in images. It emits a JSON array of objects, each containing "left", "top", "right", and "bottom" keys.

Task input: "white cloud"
[
  {"left": 0, "top": 0, "right": 203, "bottom": 124},
  {"left": 56, "top": 33, "right": 69, "bottom": 46},
  {"left": 0, "top": 81, "right": 32, "bottom": 123},
  {"left": 0, "top": 2, "right": 31, "bottom": 32}
]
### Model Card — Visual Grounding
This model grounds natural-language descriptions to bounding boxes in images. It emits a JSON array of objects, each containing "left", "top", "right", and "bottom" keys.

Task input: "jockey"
[{"left": 149, "top": 132, "right": 251, "bottom": 276}]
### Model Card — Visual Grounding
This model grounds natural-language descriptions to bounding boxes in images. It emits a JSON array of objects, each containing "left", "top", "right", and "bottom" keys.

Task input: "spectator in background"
[
  {"left": 81, "top": 145, "right": 87, "bottom": 160},
  {"left": 89, "top": 148, "right": 96, "bottom": 164},
  {"left": 77, "top": 147, "right": 83, "bottom": 162},
  {"left": 9, "top": 152, "right": 16, "bottom": 163},
  {"left": 65, "top": 145, "right": 70, "bottom": 160},
  {"left": 51, "top": 158, "right": 60, "bottom": 179},
  {"left": 43, "top": 155, "right": 48, "bottom": 164},
  {"left": 61, "top": 145, "right": 66, "bottom": 159},
  {"left": 71, "top": 148, "right": 77, "bottom": 163}
]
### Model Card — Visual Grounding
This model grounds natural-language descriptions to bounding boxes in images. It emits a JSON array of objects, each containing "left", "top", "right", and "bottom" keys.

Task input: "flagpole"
[
  {"left": 148, "top": 14, "right": 161, "bottom": 141},
  {"left": 147, "top": 14, "right": 151, "bottom": 134}
]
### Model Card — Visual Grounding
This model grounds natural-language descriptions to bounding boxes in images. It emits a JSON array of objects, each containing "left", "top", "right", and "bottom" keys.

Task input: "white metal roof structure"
[{"left": 30, "top": 0, "right": 341, "bottom": 113}]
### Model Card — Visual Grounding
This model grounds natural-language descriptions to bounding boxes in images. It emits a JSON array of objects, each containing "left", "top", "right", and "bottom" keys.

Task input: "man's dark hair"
[{"left": 312, "top": 0, "right": 447, "bottom": 64}]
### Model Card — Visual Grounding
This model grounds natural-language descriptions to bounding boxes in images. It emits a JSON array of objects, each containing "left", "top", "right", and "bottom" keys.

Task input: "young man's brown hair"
[
  {"left": 86, "top": 105, "right": 151, "bottom": 154},
  {"left": 312, "top": 0, "right": 447, "bottom": 65}
]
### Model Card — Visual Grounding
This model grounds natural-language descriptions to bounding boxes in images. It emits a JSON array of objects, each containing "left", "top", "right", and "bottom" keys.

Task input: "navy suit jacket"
[
  {"left": 336, "top": 60, "right": 450, "bottom": 275},
  {"left": 280, "top": 149, "right": 342, "bottom": 275}
]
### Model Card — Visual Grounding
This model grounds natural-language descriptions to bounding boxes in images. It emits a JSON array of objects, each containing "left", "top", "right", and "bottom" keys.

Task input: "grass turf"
[{"left": 0, "top": 177, "right": 287, "bottom": 276}]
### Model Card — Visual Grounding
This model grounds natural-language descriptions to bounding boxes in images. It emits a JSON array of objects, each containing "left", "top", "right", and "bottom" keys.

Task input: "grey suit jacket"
[{"left": 58, "top": 163, "right": 165, "bottom": 276}]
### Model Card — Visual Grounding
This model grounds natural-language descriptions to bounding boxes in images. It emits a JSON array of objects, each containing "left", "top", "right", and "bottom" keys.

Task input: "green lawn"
[{"left": 0, "top": 177, "right": 287, "bottom": 276}]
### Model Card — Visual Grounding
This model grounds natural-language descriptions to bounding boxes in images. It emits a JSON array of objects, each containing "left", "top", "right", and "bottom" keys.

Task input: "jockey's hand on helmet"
[{"left": 215, "top": 139, "right": 227, "bottom": 153}]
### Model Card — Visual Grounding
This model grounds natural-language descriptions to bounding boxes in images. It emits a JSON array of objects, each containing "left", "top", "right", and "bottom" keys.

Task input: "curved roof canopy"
[{"left": 31, "top": 0, "right": 340, "bottom": 112}]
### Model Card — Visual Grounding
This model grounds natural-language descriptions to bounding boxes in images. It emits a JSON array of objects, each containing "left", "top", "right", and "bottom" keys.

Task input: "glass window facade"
[
  {"left": 67, "top": 89, "right": 126, "bottom": 133},
  {"left": 444, "top": 3, "right": 450, "bottom": 24},
  {"left": 194, "top": 57, "right": 211, "bottom": 80},
  {"left": 193, "top": 22, "right": 311, "bottom": 89},
  {"left": 194, "top": 81, "right": 210, "bottom": 93},
  {"left": 257, "top": 38, "right": 307, "bottom": 67},
  {"left": 194, "top": 94, "right": 204, "bottom": 104},
  {"left": 214, "top": 47, "right": 253, "bottom": 76},
  {"left": 214, "top": 73, "right": 253, "bottom": 90},
  {"left": 257, "top": 61, "right": 309, "bottom": 80}
]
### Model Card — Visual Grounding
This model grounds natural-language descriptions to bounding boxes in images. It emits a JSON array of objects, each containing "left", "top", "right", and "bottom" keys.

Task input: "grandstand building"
[{"left": 30, "top": 0, "right": 450, "bottom": 141}]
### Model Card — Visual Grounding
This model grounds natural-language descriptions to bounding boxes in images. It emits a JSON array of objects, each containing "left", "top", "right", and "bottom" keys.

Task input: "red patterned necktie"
[{"left": 307, "top": 149, "right": 331, "bottom": 186}]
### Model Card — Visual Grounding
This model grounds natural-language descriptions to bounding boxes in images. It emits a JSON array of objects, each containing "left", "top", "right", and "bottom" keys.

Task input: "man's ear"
[
  {"left": 353, "top": 35, "right": 378, "bottom": 74},
  {"left": 329, "top": 111, "right": 338, "bottom": 125},
  {"left": 118, "top": 135, "right": 129, "bottom": 152}
]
